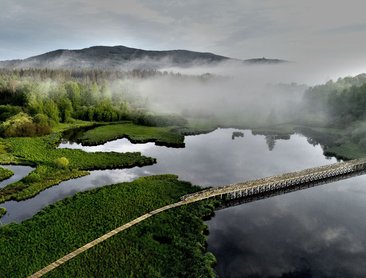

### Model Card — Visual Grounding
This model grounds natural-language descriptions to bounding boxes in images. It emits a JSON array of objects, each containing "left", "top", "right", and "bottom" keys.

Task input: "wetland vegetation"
[
  {"left": 0, "top": 167, "right": 13, "bottom": 182},
  {"left": 76, "top": 122, "right": 185, "bottom": 147},
  {"left": 0, "top": 207, "right": 6, "bottom": 218},
  {"left": 0, "top": 68, "right": 366, "bottom": 277},
  {"left": 0, "top": 175, "right": 216, "bottom": 277},
  {"left": 0, "top": 132, "right": 156, "bottom": 203}
]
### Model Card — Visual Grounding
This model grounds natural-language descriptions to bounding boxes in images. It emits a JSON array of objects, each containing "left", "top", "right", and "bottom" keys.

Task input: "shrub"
[
  {"left": 24, "top": 172, "right": 42, "bottom": 183},
  {"left": 54, "top": 157, "right": 70, "bottom": 169},
  {"left": 0, "top": 112, "right": 51, "bottom": 137}
]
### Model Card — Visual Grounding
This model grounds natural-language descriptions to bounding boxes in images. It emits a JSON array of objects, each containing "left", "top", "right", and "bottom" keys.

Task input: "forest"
[
  {"left": 298, "top": 74, "right": 366, "bottom": 159},
  {"left": 0, "top": 69, "right": 191, "bottom": 138}
]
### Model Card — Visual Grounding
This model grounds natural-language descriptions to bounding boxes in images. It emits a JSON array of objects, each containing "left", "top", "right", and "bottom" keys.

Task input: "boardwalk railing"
[
  {"left": 181, "top": 159, "right": 366, "bottom": 203},
  {"left": 216, "top": 169, "right": 366, "bottom": 211}
]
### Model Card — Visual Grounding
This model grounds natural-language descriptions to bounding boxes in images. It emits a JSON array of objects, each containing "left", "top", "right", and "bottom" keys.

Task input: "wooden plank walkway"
[
  {"left": 181, "top": 159, "right": 366, "bottom": 202},
  {"left": 28, "top": 201, "right": 187, "bottom": 278},
  {"left": 29, "top": 158, "right": 366, "bottom": 277}
]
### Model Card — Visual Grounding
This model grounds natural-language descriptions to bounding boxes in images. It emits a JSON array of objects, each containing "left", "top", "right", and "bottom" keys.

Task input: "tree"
[
  {"left": 59, "top": 98, "right": 74, "bottom": 123},
  {"left": 43, "top": 99, "right": 60, "bottom": 123}
]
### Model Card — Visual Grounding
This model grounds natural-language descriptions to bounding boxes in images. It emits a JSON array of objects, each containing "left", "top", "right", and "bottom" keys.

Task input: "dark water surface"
[
  {"left": 1, "top": 128, "right": 366, "bottom": 277},
  {"left": 59, "top": 128, "right": 337, "bottom": 185},
  {"left": 207, "top": 175, "right": 366, "bottom": 278}
]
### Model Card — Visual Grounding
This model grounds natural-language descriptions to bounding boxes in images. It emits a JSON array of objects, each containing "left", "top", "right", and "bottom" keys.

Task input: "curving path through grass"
[{"left": 29, "top": 200, "right": 188, "bottom": 278}]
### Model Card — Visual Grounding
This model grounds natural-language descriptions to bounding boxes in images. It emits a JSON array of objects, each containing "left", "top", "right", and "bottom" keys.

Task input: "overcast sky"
[{"left": 1, "top": 0, "right": 366, "bottom": 77}]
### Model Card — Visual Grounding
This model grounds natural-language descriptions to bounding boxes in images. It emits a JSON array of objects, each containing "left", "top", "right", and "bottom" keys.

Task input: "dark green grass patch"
[
  {"left": 0, "top": 175, "right": 215, "bottom": 277},
  {"left": 0, "top": 132, "right": 155, "bottom": 203},
  {"left": 0, "top": 167, "right": 13, "bottom": 182},
  {"left": 77, "top": 123, "right": 185, "bottom": 147}
]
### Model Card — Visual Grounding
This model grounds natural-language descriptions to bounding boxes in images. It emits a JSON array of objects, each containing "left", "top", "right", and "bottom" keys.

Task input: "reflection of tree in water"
[
  {"left": 307, "top": 137, "right": 319, "bottom": 147},
  {"left": 232, "top": 131, "right": 244, "bottom": 140},
  {"left": 265, "top": 135, "right": 276, "bottom": 151}
]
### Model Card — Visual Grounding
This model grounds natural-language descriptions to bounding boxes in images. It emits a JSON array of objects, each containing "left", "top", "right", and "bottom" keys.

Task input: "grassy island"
[
  {"left": 76, "top": 122, "right": 185, "bottom": 147},
  {"left": 0, "top": 128, "right": 156, "bottom": 203},
  {"left": 0, "top": 167, "right": 13, "bottom": 182}
]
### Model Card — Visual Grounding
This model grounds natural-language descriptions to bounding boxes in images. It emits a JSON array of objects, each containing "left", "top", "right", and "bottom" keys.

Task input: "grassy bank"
[
  {"left": 5, "top": 135, "right": 155, "bottom": 170},
  {"left": 76, "top": 122, "right": 185, "bottom": 147},
  {"left": 0, "top": 167, "right": 88, "bottom": 203},
  {"left": 227, "top": 121, "right": 366, "bottom": 160},
  {"left": 0, "top": 175, "right": 216, "bottom": 277},
  {"left": 0, "top": 126, "right": 156, "bottom": 203},
  {"left": 0, "top": 207, "right": 6, "bottom": 218},
  {"left": 0, "top": 167, "right": 13, "bottom": 182},
  {"left": 296, "top": 126, "right": 366, "bottom": 160}
]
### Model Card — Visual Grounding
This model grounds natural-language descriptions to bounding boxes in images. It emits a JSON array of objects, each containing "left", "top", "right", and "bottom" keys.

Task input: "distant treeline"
[
  {"left": 0, "top": 68, "right": 214, "bottom": 83},
  {"left": 0, "top": 70, "right": 188, "bottom": 137},
  {"left": 300, "top": 73, "right": 366, "bottom": 155}
]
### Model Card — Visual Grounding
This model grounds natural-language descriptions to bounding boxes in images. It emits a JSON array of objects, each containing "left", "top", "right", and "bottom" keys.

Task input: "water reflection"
[
  {"left": 1, "top": 168, "right": 149, "bottom": 224},
  {"left": 59, "top": 129, "right": 337, "bottom": 186},
  {"left": 207, "top": 176, "right": 366, "bottom": 278},
  {"left": 3, "top": 129, "right": 336, "bottom": 223}
]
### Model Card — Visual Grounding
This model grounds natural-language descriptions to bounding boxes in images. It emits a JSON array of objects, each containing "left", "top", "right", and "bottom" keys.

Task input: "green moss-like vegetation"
[
  {"left": 0, "top": 166, "right": 88, "bottom": 203},
  {"left": 77, "top": 122, "right": 185, "bottom": 147},
  {"left": 0, "top": 175, "right": 215, "bottom": 277},
  {"left": 4, "top": 134, "right": 154, "bottom": 170},
  {"left": 0, "top": 130, "right": 155, "bottom": 203},
  {"left": 0, "top": 207, "right": 6, "bottom": 218},
  {"left": 0, "top": 167, "right": 13, "bottom": 182},
  {"left": 51, "top": 120, "right": 96, "bottom": 133}
]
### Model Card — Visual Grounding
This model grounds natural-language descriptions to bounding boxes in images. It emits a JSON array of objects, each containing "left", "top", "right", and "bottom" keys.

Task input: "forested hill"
[
  {"left": 303, "top": 73, "right": 366, "bottom": 126},
  {"left": 0, "top": 45, "right": 285, "bottom": 70}
]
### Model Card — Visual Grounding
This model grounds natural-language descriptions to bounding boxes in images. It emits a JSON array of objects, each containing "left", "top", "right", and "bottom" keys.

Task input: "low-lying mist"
[
  {"left": 2, "top": 56, "right": 364, "bottom": 130},
  {"left": 110, "top": 57, "right": 366, "bottom": 128},
  {"left": 111, "top": 61, "right": 318, "bottom": 127}
]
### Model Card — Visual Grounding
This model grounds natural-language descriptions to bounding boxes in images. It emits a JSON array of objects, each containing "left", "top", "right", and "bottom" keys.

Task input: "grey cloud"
[{"left": 1, "top": 0, "right": 366, "bottom": 78}]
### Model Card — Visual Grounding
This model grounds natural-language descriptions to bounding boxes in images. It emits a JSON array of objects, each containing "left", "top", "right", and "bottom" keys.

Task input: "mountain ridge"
[{"left": 0, "top": 45, "right": 286, "bottom": 70}]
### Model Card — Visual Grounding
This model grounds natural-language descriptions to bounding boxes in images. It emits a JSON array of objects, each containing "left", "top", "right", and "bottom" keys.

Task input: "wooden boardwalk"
[
  {"left": 29, "top": 158, "right": 366, "bottom": 277},
  {"left": 28, "top": 201, "right": 186, "bottom": 278},
  {"left": 181, "top": 159, "right": 366, "bottom": 203}
]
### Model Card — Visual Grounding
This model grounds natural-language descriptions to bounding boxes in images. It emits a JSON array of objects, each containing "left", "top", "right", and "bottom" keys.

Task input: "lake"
[{"left": 2, "top": 128, "right": 366, "bottom": 277}]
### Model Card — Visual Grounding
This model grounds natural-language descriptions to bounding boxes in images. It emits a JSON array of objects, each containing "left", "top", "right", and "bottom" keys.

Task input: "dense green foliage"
[
  {"left": 0, "top": 175, "right": 216, "bottom": 277},
  {"left": 77, "top": 122, "right": 185, "bottom": 146},
  {"left": 304, "top": 74, "right": 366, "bottom": 126},
  {"left": 299, "top": 74, "right": 366, "bottom": 159},
  {"left": 0, "top": 112, "right": 51, "bottom": 137},
  {"left": 0, "top": 167, "right": 13, "bottom": 182},
  {"left": 0, "top": 69, "right": 188, "bottom": 132}
]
